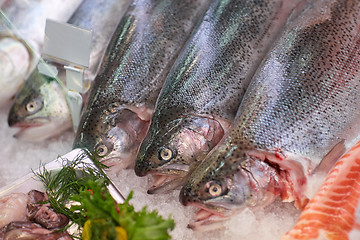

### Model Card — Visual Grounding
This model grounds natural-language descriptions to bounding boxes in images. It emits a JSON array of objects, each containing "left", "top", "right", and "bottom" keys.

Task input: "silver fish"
[
  {"left": 135, "top": 0, "right": 303, "bottom": 194},
  {"left": 73, "top": 0, "right": 211, "bottom": 171},
  {"left": 7, "top": 0, "right": 131, "bottom": 141},
  {"left": 7, "top": 67, "right": 71, "bottom": 142},
  {"left": 180, "top": 0, "right": 360, "bottom": 229},
  {"left": 0, "top": 0, "right": 82, "bottom": 106}
]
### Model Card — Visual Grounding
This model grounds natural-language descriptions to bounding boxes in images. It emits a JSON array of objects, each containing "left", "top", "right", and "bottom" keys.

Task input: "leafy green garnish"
[
  {"left": 71, "top": 178, "right": 175, "bottom": 240},
  {"left": 35, "top": 150, "right": 175, "bottom": 240}
]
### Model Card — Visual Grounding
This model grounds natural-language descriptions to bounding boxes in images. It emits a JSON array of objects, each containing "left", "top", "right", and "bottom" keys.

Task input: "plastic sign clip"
[{"left": 42, "top": 19, "right": 92, "bottom": 132}]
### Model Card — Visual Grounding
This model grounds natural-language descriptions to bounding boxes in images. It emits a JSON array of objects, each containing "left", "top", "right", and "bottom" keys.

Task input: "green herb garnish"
[
  {"left": 71, "top": 179, "right": 175, "bottom": 240},
  {"left": 34, "top": 150, "right": 110, "bottom": 225},
  {"left": 35, "top": 150, "right": 175, "bottom": 240}
]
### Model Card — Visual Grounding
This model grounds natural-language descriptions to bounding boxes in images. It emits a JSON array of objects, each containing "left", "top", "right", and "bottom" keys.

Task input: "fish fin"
[
  {"left": 124, "top": 105, "right": 154, "bottom": 121},
  {"left": 188, "top": 113, "right": 232, "bottom": 133},
  {"left": 312, "top": 139, "right": 346, "bottom": 175},
  {"left": 286, "top": 0, "right": 311, "bottom": 25}
]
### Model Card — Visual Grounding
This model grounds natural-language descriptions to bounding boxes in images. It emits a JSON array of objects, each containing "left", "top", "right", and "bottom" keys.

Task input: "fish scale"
[
  {"left": 180, "top": 0, "right": 360, "bottom": 229},
  {"left": 135, "top": 0, "right": 303, "bottom": 194},
  {"left": 226, "top": 0, "right": 360, "bottom": 162},
  {"left": 88, "top": 1, "right": 206, "bottom": 109},
  {"left": 73, "top": 0, "right": 211, "bottom": 170}
]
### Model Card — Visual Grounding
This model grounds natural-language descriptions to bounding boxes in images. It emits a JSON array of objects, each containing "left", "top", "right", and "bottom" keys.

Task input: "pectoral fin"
[{"left": 313, "top": 139, "right": 346, "bottom": 175}]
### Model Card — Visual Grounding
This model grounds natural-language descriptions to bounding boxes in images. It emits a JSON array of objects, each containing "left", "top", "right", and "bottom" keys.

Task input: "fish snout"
[
  {"left": 72, "top": 139, "right": 86, "bottom": 150},
  {"left": 179, "top": 193, "right": 190, "bottom": 206},
  {"left": 134, "top": 160, "right": 151, "bottom": 177},
  {"left": 7, "top": 111, "right": 19, "bottom": 127},
  {"left": 179, "top": 184, "right": 195, "bottom": 206}
]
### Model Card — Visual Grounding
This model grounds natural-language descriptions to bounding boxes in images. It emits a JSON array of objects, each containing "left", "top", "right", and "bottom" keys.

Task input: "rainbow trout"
[
  {"left": 7, "top": 0, "right": 131, "bottom": 141},
  {"left": 180, "top": 0, "right": 360, "bottom": 230},
  {"left": 73, "top": 0, "right": 211, "bottom": 170},
  {"left": 135, "top": 0, "right": 303, "bottom": 194}
]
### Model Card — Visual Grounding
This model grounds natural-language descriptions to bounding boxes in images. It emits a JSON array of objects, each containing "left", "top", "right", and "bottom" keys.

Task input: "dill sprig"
[{"left": 34, "top": 150, "right": 110, "bottom": 223}]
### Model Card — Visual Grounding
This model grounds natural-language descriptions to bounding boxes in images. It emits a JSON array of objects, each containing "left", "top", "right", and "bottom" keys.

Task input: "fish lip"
[
  {"left": 8, "top": 115, "right": 50, "bottom": 127},
  {"left": 12, "top": 123, "right": 45, "bottom": 140},
  {"left": 10, "top": 121, "right": 45, "bottom": 131},
  {"left": 12, "top": 123, "right": 43, "bottom": 139},
  {"left": 10, "top": 117, "right": 72, "bottom": 141},
  {"left": 147, "top": 168, "right": 189, "bottom": 194},
  {"left": 96, "top": 154, "right": 135, "bottom": 170},
  {"left": 186, "top": 203, "right": 231, "bottom": 231},
  {"left": 98, "top": 156, "right": 122, "bottom": 166}
]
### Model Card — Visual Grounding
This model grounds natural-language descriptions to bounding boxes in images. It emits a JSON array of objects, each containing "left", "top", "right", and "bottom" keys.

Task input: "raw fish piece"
[
  {"left": 0, "top": 193, "right": 28, "bottom": 228},
  {"left": 283, "top": 140, "right": 360, "bottom": 240}
]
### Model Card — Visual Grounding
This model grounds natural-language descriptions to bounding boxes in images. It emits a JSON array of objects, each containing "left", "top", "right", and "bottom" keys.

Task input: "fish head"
[
  {"left": 135, "top": 112, "right": 226, "bottom": 193},
  {"left": 74, "top": 104, "right": 150, "bottom": 170},
  {"left": 180, "top": 145, "right": 281, "bottom": 230},
  {"left": 8, "top": 69, "right": 71, "bottom": 141}
]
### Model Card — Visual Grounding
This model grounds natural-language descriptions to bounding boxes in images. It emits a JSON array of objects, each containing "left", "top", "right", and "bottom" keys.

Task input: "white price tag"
[
  {"left": 42, "top": 19, "right": 93, "bottom": 131},
  {"left": 43, "top": 19, "right": 92, "bottom": 67}
]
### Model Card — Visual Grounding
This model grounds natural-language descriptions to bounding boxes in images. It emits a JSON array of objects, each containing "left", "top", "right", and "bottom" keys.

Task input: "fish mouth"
[
  {"left": 11, "top": 121, "right": 47, "bottom": 141},
  {"left": 147, "top": 164, "right": 190, "bottom": 194},
  {"left": 98, "top": 155, "right": 136, "bottom": 172},
  {"left": 186, "top": 203, "right": 230, "bottom": 231},
  {"left": 11, "top": 122, "right": 45, "bottom": 133},
  {"left": 10, "top": 118, "right": 71, "bottom": 142}
]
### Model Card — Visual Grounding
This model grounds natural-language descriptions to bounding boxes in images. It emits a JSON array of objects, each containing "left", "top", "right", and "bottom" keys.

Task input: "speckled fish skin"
[
  {"left": 180, "top": 0, "right": 360, "bottom": 221},
  {"left": 7, "top": 0, "right": 131, "bottom": 141},
  {"left": 73, "top": 0, "right": 211, "bottom": 170},
  {"left": 134, "top": 0, "right": 303, "bottom": 194}
]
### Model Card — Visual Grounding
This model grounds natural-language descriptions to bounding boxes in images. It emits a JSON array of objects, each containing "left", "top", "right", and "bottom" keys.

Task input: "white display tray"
[{"left": 0, "top": 148, "right": 125, "bottom": 203}]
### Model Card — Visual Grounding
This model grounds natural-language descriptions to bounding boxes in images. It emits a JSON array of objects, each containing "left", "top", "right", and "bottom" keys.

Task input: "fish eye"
[
  {"left": 26, "top": 99, "right": 43, "bottom": 114},
  {"left": 95, "top": 144, "right": 109, "bottom": 157},
  {"left": 158, "top": 147, "right": 175, "bottom": 161},
  {"left": 205, "top": 181, "right": 223, "bottom": 197}
]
